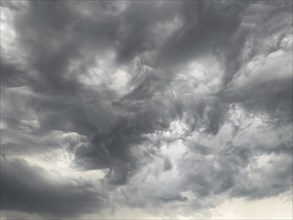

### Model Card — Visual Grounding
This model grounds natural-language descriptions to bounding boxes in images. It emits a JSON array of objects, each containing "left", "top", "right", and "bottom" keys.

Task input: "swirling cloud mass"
[{"left": 1, "top": 0, "right": 292, "bottom": 219}]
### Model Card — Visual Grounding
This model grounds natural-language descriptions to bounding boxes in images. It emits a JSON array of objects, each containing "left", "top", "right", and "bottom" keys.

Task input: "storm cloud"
[{"left": 1, "top": 0, "right": 292, "bottom": 219}]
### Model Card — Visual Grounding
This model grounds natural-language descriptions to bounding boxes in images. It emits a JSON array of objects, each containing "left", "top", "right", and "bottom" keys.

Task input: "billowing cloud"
[{"left": 1, "top": 0, "right": 292, "bottom": 219}]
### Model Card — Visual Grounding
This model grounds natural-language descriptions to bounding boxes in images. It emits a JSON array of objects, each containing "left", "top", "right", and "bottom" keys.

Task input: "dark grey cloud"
[
  {"left": 0, "top": 158, "right": 107, "bottom": 217},
  {"left": 1, "top": 0, "right": 292, "bottom": 218}
]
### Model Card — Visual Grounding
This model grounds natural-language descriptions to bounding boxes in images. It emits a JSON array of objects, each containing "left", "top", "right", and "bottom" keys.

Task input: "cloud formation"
[{"left": 1, "top": 0, "right": 292, "bottom": 218}]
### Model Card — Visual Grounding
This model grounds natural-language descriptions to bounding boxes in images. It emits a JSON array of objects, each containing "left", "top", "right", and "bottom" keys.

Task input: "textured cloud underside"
[{"left": 0, "top": 0, "right": 292, "bottom": 219}]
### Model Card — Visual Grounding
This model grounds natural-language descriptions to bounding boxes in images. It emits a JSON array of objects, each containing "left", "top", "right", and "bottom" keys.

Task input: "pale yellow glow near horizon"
[
  {"left": 209, "top": 190, "right": 293, "bottom": 220},
  {"left": 77, "top": 189, "right": 293, "bottom": 220}
]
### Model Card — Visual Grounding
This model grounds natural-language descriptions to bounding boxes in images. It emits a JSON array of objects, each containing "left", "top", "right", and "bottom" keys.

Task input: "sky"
[{"left": 0, "top": 0, "right": 292, "bottom": 219}]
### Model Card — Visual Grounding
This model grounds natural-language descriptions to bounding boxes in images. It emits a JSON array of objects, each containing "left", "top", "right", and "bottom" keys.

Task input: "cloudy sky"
[{"left": 0, "top": 0, "right": 292, "bottom": 219}]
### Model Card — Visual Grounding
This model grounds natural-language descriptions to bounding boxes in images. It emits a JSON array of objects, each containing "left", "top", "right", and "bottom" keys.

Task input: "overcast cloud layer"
[{"left": 1, "top": 0, "right": 292, "bottom": 219}]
